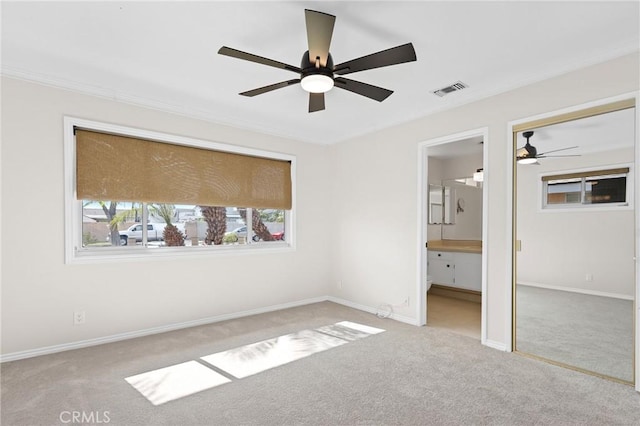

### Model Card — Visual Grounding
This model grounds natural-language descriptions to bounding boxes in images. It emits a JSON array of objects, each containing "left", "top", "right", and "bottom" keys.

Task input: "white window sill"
[
  {"left": 68, "top": 242, "right": 294, "bottom": 265},
  {"left": 539, "top": 203, "right": 632, "bottom": 213}
]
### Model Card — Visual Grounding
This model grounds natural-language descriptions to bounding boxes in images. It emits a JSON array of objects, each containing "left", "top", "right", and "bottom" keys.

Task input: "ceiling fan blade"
[
  {"left": 334, "top": 77, "right": 393, "bottom": 102},
  {"left": 218, "top": 46, "right": 301, "bottom": 73},
  {"left": 333, "top": 43, "right": 417, "bottom": 75},
  {"left": 305, "top": 9, "right": 336, "bottom": 67},
  {"left": 240, "top": 79, "right": 301, "bottom": 97},
  {"left": 309, "top": 92, "right": 325, "bottom": 113},
  {"left": 537, "top": 154, "right": 581, "bottom": 159},
  {"left": 538, "top": 146, "right": 579, "bottom": 156}
]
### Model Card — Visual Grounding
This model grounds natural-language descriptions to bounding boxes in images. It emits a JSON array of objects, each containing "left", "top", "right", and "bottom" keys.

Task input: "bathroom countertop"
[{"left": 428, "top": 239, "right": 482, "bottom": 254}]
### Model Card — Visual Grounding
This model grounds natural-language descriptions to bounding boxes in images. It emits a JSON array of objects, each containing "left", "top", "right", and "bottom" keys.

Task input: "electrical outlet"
[
  {"left": 73, "top": 310, "right": 86, "bottom": 325},
  {"left": 337, "top": 280, "right": 343, "bottom": 290},
  {"left": 403, "top": 296, "right": 410, "bottom": 307},
  {"left": 586, "top": 273, "right": 594, "bottom": 282}
]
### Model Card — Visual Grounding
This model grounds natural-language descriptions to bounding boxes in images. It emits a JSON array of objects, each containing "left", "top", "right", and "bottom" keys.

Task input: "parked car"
[
  {"left": 225, "top": 226, "right": 260, "bottom": 242},
  {"left": 109, "top": 223, "right": 185, "bottom": 245},
  {"left": 224, "top": 227, "right": 284, "bottom": 242}
]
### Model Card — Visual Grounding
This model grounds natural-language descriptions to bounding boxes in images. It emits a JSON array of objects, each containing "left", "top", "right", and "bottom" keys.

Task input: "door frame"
[
  {"left": 417, "top": 127, "right": 489, "bottom": 345},
  {"left": 506, "top": 92, "right": 640, "bottom": 390}
]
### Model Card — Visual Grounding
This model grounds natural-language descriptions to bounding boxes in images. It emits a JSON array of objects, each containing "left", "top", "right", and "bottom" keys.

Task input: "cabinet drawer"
[{"left": 427, "top": 250, "right": 454, "bottom": 261}]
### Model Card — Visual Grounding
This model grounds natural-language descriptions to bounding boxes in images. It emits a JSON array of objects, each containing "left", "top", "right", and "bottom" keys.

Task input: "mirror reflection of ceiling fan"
[{"left": 516, "top": 131, "right": 580, "bottom": 164}]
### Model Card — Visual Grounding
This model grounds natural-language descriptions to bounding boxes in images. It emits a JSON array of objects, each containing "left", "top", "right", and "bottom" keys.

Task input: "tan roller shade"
[
  {"left": 76, "top": 129, "right": 292, "bottom": 209},
  {"left": 541, "top": 167, "right": 629, "bottom": 182}
]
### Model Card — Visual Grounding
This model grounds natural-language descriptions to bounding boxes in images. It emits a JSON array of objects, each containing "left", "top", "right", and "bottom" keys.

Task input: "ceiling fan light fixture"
[
  {"left": 301, "top": 74, "right": 334, "bottom": 93},
  {"left": 218, "top": 10, "right": 417, "bottom": 112},
  {"left": 517, "top": 131, "right": 538, "bottom": 164},
  {"left": 517, "top": 157, "right": 538, "bottom": 165}
]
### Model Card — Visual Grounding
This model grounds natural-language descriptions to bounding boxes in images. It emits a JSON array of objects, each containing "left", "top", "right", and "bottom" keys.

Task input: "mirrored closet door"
[{"left": 514, "top": 100, "right": 636, "bottom": 384}]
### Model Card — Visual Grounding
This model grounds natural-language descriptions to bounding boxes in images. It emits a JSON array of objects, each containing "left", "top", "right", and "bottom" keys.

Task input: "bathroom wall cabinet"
[{"left": 428, "top": 251, "right": 481, "bottom": 291}]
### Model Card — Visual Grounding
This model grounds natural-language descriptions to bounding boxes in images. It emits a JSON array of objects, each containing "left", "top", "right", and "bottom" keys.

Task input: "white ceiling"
[
  {"left": 428, "top": 106, "right": 635, "bottom": 160},
  {"left": 426, "top": 136, "right": 484, "bottom": 159},
  {"left": 518, "top": 106, "right": 636, "bottom": 157},
  {"left": 2, "top": 1, "right": 639, "bottom": 145}
]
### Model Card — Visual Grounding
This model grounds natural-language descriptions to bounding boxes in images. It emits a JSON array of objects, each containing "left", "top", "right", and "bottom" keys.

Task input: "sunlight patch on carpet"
[
  {"left": 125, "top": 360, "right": 231, "bottom": 405},
  {"left": 125, "top": 321, "right": 385, "bottom": 405},
  {"left": 317, "top": 321, "right": 386, "bottom": 340},
  {"left": 201, "top": 329, "right": 348, "bottom": 379}
]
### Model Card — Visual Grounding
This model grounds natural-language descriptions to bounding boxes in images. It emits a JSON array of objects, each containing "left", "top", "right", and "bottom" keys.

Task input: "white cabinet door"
[
  {"left": 428, "top": 258, "right": 455, "bottom": 286},
  {"left": 453, "top": 252, "right": 482, "bottom": 291}
]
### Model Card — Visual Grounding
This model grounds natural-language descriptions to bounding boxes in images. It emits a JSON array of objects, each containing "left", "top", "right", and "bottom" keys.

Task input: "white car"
[{"left": 225, "top": 226, "right": 260, "bottom": 242}]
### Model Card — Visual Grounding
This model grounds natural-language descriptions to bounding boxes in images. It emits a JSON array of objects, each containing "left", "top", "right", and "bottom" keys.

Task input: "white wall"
[
  {"left": 516, "top": 147, "right": 634, "bottom": 298},
  {"left": 0, "top": 77, "right": 333, "bottom": 356},
  {"left": 440, "top": 152, "right": 484, "bottom": 182},
  {"left": 2, "top": 53, "right": 638, "bottom": 357},
  {"left": 330, "top": 52, "right": 639, "bottom": 346}
]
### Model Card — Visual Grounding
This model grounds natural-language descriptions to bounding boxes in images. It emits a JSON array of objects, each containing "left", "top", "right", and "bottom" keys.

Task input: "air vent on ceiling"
[{"left": 432, "top": 81, "right": 468, "bottom": 97}]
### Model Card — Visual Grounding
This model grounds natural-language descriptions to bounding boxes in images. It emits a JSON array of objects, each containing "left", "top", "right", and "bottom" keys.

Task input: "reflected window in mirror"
[
  {"left": 541, "top": 166, "right": 631, "bottom": 210},
  {"left": 428, "top": 184, "right": 456, "bottom": 225},
  {"left": 428, "top": 184, "right": 443, "bottom": 224}
]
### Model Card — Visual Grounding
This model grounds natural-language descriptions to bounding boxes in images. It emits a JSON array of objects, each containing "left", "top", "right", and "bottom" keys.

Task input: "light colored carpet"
[
  {"left": 2, "top": 301, "right": 640, "bottom": 425},
  {"left": 516, "top": 285, "right": 633, "bottom": 382}
]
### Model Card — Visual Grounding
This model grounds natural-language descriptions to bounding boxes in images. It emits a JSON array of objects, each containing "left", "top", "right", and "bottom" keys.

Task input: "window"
[
  {"left": 65, "top": 117, "right": 295, "bottom": 263},
  {"left": 542, "top": 166, "right": 630, "bottom": 210}
]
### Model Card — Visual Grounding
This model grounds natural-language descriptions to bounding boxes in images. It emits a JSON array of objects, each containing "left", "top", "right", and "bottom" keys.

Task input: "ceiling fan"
[
  {"left": 516, "top": 131, "right": 580, "bottom": 164},
  {"left": 218, "top": 9, "right": 417, "bottom": 113}
]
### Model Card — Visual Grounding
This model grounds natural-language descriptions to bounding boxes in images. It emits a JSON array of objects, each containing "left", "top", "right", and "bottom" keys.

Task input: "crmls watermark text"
[{"left": 59, "top": 411, "right": 110, "bottom": 424}]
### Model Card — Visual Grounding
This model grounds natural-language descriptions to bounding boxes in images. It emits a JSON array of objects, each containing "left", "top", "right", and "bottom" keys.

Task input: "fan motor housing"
[{"left": 300, "top": 51, "right": 334, "bottom": 80}]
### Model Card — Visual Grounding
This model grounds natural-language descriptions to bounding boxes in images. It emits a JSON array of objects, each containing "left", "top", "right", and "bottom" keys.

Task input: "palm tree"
[
  {"left": 150, "top": 203, "right": 185, "bottom": 246},
  {"left": 86, "top": 201, "right": 139, "bottom": 246},
  {"left": 200, "top": 206, "right": 227, "bottom": 245},
  {"left": 238, "top": 208, "right": 274, "bottom": 241}
]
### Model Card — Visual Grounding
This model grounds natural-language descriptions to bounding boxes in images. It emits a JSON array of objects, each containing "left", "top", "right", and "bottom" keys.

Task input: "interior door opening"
[{"left": 419, "top": 129, "right": 488, "bottom": 343}]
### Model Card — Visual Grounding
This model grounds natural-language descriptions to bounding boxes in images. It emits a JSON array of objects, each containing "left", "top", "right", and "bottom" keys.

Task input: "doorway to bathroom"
[{"left": 418, "top": 128, "right": 488, "bottom": 342}]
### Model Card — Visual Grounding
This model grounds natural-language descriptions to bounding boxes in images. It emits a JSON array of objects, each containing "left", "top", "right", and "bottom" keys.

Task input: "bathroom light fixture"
[{"left": 473, "top": 168, "right": 484, "bottom": 182}]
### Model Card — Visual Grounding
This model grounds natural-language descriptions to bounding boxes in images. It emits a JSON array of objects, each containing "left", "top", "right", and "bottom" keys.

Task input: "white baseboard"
[
  {"left": 0, "top": 296, "right": 327, "bottom": 363},
  {"left": 1, "top": 295, "right": 422, "bottom": 363},
  {"left": 518, "top": 281, "right": 634, "bottom": 301},
  {"left": 483, "top": 339, "right": 509, "bottom": 352},
  {"left": 326, "top": 296, "right": 419, "bottom": 326}
]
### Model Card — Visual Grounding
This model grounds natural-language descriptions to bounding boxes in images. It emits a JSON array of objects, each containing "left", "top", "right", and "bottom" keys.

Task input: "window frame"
[
  {"left": 539, "top": 163, "right": 633, "bottom": 212},
  {"left": 64, "top": 117, "right": 296, "bottom": 264}
]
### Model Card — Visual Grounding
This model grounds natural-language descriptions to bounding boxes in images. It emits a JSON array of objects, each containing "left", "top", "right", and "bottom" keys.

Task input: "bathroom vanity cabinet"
[{"left": 427, "top": 242, "right": 482, "bottom": 291}]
